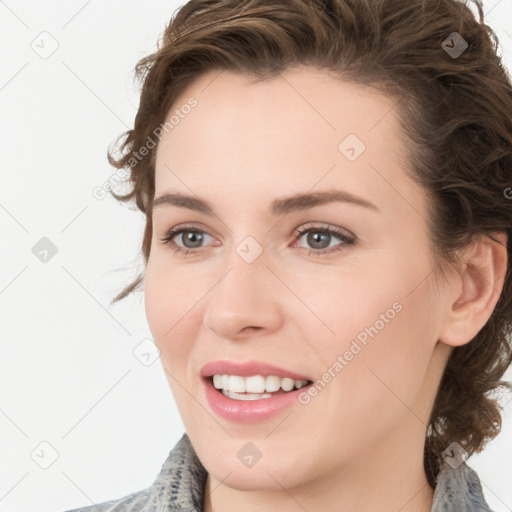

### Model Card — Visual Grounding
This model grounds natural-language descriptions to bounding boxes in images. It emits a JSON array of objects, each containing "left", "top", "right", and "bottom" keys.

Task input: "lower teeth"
[{"left": 221, "top": 390, "right": 274, "bottom": 400}]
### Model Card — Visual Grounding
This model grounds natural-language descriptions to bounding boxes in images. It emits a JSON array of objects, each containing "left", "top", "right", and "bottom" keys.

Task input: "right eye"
[{"left": 160, "top": 224, "right": 216, "bottom": 255}]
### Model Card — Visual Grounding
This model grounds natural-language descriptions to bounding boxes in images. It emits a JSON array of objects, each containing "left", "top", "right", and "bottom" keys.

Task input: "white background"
[{"left": 1, "top": 1, "right": 511, "bottom": 511}]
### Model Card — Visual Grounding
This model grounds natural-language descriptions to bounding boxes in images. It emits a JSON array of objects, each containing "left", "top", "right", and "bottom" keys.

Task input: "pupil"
[
  {"left": 183, "top": 231, "right": 203, "bottom": 248},
  {"left": 308, "top": 231, "right": 329, "bottom": 249}
]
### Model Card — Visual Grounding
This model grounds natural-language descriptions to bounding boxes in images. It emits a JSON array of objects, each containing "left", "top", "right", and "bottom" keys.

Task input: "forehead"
[
  {"left": 157, "top": 66, "right": 399, "bottom": 158},
  {"left": 153, "top": 66, "right": 425, "bottom": 220}
]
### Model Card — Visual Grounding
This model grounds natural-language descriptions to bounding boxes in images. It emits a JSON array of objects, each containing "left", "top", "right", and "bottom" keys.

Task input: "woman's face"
[{"left": 145, "top": 66, "right": 452, "bottom": 491}]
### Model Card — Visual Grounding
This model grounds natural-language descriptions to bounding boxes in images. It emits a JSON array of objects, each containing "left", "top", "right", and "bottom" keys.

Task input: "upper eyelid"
[
  {"left": 163, "top": 221, "right": 352, "bottom": 235},
  {"left": 293, "top": 222, "right": 354, "bottom": 236}
]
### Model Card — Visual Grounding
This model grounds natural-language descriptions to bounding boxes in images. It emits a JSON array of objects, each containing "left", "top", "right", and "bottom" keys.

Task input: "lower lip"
[{"left": 203, "top": 377, "right": 311, "bottom": 423}]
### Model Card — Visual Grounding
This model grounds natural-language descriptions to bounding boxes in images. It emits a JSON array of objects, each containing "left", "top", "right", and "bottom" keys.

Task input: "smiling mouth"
[{"left": 208, "top": 375, "right": 314, "bottom": 400}]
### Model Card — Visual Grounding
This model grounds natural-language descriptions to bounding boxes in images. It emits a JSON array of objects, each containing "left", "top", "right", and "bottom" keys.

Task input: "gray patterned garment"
[{"left": 63, "top": 433, "right": 493, "bottom": 512}]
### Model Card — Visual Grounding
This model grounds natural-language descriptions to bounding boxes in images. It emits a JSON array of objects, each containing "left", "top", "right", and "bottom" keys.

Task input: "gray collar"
[{"left": 146, "top": 434, "right": 493, "bottom": 512}]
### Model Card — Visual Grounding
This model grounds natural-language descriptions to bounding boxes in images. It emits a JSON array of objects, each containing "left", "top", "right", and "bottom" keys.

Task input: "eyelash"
[{"left": 159, "top": 223, "right": 356, "bottom": 257}]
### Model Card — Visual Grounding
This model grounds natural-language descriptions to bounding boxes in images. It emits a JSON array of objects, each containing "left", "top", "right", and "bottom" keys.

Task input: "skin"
[{"left": 144, "top": 66, "right": 508, "bottom": 512}]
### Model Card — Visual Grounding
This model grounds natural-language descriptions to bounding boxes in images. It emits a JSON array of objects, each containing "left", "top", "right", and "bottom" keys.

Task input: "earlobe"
[{"left": 439, "top": 231, "right": 508, "bottom": 348}]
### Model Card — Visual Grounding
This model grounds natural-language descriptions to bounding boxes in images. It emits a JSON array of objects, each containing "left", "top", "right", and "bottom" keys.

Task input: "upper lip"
[{"left": 200, "top": 360, "right": 312, "bottom": 381}]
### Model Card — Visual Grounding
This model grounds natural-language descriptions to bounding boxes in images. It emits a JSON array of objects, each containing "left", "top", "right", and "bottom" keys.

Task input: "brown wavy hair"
[{"left": 107, "top": 0, "right": 512, "bottom": 487}]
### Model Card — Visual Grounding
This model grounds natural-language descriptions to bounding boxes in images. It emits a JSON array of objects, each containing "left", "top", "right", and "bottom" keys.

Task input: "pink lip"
[
  {"left": 202, "top": 377, "right": 312, "bottom": 423},
  {"left": 200, "top": 360, "right": 312, "bottom": 381},
  {"left": 200, "top": 360, "right": 313, "bottom": 423}
]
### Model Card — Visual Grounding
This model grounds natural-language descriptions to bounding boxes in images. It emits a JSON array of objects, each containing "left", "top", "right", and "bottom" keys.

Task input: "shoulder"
[
  {"left": 433, "top": 460, "right": 494, "bottom": 511},
  {"left": 61, "top": 487, "right": 150, "bottom": 512}
]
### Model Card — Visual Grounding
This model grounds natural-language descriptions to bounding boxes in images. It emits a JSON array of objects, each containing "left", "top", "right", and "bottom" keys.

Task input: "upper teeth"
[{"left": 212, "top": 374, "right": 309, "bottom": 393}]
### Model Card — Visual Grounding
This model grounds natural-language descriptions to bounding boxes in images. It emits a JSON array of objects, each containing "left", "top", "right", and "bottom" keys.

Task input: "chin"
[{"left": 215, "top": 466, "right": 304, "bottom": 492}]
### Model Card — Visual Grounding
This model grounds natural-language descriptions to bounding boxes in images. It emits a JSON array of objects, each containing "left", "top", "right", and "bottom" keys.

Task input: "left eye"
[
  {"left": 160, "top": 224, "right": 356, "bottom": 256},
  {"left": 292, "top": 226, "right": 355, "bottom": 253}
]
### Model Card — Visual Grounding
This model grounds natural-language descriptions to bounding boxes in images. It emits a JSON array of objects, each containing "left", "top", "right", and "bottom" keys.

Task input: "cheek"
[
  {"left": 144, "top": 265, "right": 171, "bottom": 343},
  {"left": 143, "top": 258, "right": 196, "bottom": 360},
  {"left": 144, "top": 251, "right": 202, "bottom": 331},
  {"left": 304, "top": 259, "right": 436, "bottom": 431},
  {"left": 144, "top": 264, "right": 204, "bottom": 423},
  {"left": 328, "top": 302, "right": 434, "bottom": 440}
]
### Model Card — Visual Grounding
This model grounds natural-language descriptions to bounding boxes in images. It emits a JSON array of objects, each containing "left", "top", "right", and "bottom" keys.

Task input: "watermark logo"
[
  {"left": 31, "top": 441, "right": 59, "bottom": 469},
  {"left": 133, "top": 337, "right": 160, "bottom": 367},
  {"left": 32, "top": 237, "right": 58, "bottom": 263},
  {"left": 338, "top": 133, "right": 366, "bottom": 162},
  {"left": 92, "top": 168, "right": 130, "bottom": 200},
  {"left": 298, "top": 301, "right": 403, "bottom": 405},
  {"left": 126, "top": 97, "right": 198, "bottom": 169},
  {"left": 236, "top": 236, "right": 263, "bottom": 264},
  {"left": 442, "top": 32, "right": 468, "bottom": 59},
  {"left": 441, "top": 441, "right": 468, "bottom": 469},
  {"left": 92, "top": 97, "right": 198, "bottom": 200},
  {"left": 237, "top": 442, "right": 262, "bottom": 468},
  {"left": 30, "top": 31, "right": 59, "bottom": 59}
]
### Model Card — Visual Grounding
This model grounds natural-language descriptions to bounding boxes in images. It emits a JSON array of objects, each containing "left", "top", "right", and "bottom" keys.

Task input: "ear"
[{"left": 439, "top": 231, "right": 508, "bottom": 347}]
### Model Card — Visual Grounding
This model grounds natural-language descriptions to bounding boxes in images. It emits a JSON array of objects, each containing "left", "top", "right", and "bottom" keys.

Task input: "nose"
[{"left": 203, "top": 250, "right": 284, "bottom": 340}]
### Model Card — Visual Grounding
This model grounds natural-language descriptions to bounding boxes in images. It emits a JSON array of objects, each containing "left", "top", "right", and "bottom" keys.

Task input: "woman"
[{"left": 65, "top": 0, "right": 512, "bottom": 510}]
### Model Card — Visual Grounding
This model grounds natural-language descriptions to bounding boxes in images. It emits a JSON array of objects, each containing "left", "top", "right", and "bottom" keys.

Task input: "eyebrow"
[{"left": 152, "top": 189, "right": 379, "bottom": 216}]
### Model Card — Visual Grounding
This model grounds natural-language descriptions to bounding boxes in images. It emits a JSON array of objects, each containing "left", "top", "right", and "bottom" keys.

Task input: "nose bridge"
[
  {"left": 213, "top": 240, "right": 271, "bottom": 309},
  {"left": 203, "top": 238, "right": 282, "bottom": 336},
  {"left": 217, "top": 230, "right": 271, "bottom": 293}
]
